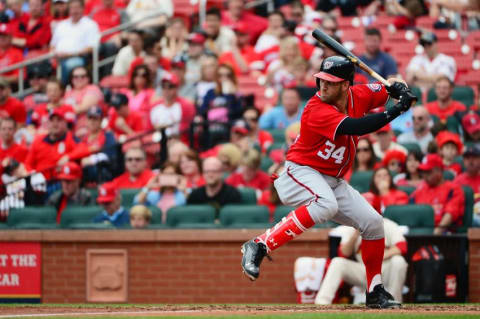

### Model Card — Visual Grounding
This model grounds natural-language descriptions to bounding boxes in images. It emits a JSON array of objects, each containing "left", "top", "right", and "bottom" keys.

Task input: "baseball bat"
[{"left": 312, "top": 28, "right": 390, "bottom": 87}]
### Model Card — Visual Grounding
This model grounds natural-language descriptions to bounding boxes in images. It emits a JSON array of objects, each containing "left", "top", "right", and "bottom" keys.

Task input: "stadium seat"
[
  {"left": 350, "top": 171, "right": 374, "bottom": 193},
  {"left": 147, "top": 206, "right": 163, "bottom": 225},
  {"left": 120, "top": 189, "right": 141, "bottom": 206},
  {"left": 7, "top": 206, "right": 57, "bottom": 229},
  {"left": 0, "top": 222, "right": 8, "bottom": 229},
  {"left": 219, "top": 205, "right": 270, "bottom": 228},
  {"left": 426, "top": 86, "right": 475, "bottom": 108},
  {"left": 238, "top": 187, "right": 258, "bottom": 204},
  {"left": 267, "top": 142, "right": 285, "bottom": 155},
  {"left": 86, "top": 188, "right": 98, "bottom": 201},
  {"left": 400, "top": 142, "right": 422, "bottom": 154},
  {"left": 60, "top": 205, "right": 103, "bottom": 228},
  {"left": 457, "top": 186, "right": 474, "bottom": 233},
  {"left": 384, "top": 204, "right": 434, "bottom": 235},
  {"left": 165, "top": 205, "right": 216, "bottom": 228},
  {"left": 260, "top": 156, "right": 273, "bottom": 173},
  {"left": 397, "top": 185, "right": 416, "bottom": 195},
  {"left": 443, "top": 170, "right": 455, "bottom": 181},
  {"left": 273, "top": 205, "right": 295, "bottom": 222},
  {"left": 267, "top": 129, "right": 286, "bottom": 144}
]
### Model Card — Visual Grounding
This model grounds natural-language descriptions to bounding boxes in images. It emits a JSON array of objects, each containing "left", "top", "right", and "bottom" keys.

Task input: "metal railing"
[
  {"left": 1, "top": 0, "right": 276, "bottom": 97},
  {"left": 0, "top": 11, "right": 166, "bottom": 96}
]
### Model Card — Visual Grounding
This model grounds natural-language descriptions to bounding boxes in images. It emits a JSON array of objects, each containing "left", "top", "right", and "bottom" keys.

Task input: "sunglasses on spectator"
[
  {"left": 244, "top": 116, "right": 258, "bottom": 122},
  {"left": 357, "top": 147, "right": 370, "bottom": 152},
  {"left": 218, "top": 72, "right": 232, "bottom": 77},
  {"left": 413, "top": 116, "right": 424, "bottom": 121},
  {"left": 73, "top": 74, "right": 88, "bottom": 79},
  {"left": 162, "top": 83, "right": 177, "bottom": 89},
  {"left": 135, "top": 72, "right": 148, "bottom": 78},
  {"left": 126, "top": 157, "right": 144, "bottom": 162}
]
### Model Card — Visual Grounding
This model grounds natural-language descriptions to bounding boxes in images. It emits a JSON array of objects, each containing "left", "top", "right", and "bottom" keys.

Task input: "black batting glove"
[
  {"left": 385, "top": 90, "right": 417, "bottom": 119},
  {"left": 386, "top": 82, "right": 408, "bottom": 99}
]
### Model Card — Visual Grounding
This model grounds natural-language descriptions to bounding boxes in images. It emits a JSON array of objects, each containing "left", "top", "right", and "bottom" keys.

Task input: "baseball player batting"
[{"left": 241, "top": 55, "right": 415, "bottom": 309}]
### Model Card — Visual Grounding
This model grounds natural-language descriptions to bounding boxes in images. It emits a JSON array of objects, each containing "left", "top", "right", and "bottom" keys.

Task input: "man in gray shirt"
[{"left": 397, "top": 106, "right": 433, "bottom": 154}]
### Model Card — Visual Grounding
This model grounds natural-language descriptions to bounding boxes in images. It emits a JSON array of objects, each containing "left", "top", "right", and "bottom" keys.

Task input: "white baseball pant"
[
  {"left": 274, "top": 161, "right": 384, "bottom": 240},
  {"left": 314, "top": 255, "right": 408, "bottom": 304}
]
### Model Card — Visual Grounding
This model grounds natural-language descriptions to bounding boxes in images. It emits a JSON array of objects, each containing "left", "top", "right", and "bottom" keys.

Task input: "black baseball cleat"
[
  {"left": 366, "top": 284, "right": 402, "bottom": 309},
  {"left": 241, "top": 240, "right": 271, "bottom": 281}
]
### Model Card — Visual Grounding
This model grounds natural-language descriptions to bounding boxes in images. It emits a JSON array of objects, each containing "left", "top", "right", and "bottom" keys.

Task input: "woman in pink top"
[
  {"left": 134, "top": 162, "right": 186, "bottom": 223},
  {"left": 63, "top": 66, "right": 103, "bottom": 138},
  {"left": 123, "top": 64, "right": 155, "bottom": 128}
]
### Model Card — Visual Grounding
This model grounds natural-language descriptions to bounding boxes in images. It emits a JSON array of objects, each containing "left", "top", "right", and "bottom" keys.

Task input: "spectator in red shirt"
[
  {"left": 436, "top": 131, "right": 463, "bottom": 176},
  {"left": 367, "top": 167, "right": 409, "bottom": 213},
  {"left": 243, "top": 106, "right": 273, "bottom": 154},
  {"left": 218, "top": 22, "right": 264, "bottom": 76},
  {"left": 454, "top": 145, "right": 480, "bottom": 194},
  {"left": 221, "top": 0, "right": 267, "bottom": 45},
  {"left": 111, "top": 147, "right": 154, "bottom": 189},
  {"left": 178, "top": 149, "right": 205, "bottom": 193},
  {"left": 25, "top": 106, "right": 81, "bottom": 180},
  {"left": 0, "top": 117, "right": 27, "bottom": 167},
  {"left": 0, "top": 24, "right": 23, "bottom": 84},
  {"left": 413, "top": 154, "right": 465, "bottom": 234},
  {"left": 31, "top": 79, "right": 76, "bottom": 134},
  {"left": 150, "top": 72, "right": 195, "bottom": 143},
  {"left": 11, "top": 0, "right": 51, "bottom": 51},
  {"left": 107, "top": 93, "right": 144, "bottom": 137},
  {"left": 90, "top": 0, "right": 122, "bottom": 44},
  {"left": 226, "top": 148, "right": 270, "bottom": 191},
  {"left": 5, "top": 0, "right": 23, "bottom": 31},
  {"left": 426, "top": 76, "right": 467, "bottom": 123},
  {"left": 0, "top": 78, "right": 27, "bottom": 125}
]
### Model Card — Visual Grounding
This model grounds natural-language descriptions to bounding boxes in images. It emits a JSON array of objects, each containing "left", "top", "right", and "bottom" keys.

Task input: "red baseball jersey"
[{"left": 286, "top": 84, "right": 389, "bottom": 178}]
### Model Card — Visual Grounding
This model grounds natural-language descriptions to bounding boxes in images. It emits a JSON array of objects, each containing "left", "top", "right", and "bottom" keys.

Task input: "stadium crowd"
[{"left": 0, "top": 0, "right": 479, "bottom": 233}]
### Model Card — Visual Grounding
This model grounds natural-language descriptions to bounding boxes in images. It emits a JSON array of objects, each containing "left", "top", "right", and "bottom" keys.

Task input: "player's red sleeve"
[
  {"left": 307, "top": 101, "right": 348, "bottom": 141},
  {"left": 443, "top": 182, "right": 465, "bottom": 224},
  {"left": 353, "top": 83, "right": 390, "bottom": 113}
]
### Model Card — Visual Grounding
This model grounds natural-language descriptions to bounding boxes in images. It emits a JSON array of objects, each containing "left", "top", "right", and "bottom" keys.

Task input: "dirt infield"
[{"left": 1, "top": 304, "right": 480, "bottom": 317}]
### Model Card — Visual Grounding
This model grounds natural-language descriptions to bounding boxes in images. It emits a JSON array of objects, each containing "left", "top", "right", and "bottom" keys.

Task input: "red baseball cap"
[
  {"left": 0, "top": 24, "right": 11, "bottom": 36},
  {"left": 97, "top": 183, "right": 119, "bottom": 204},
  {"left": 436, "top": 131, "right": 463, "bottom": 154},
  {"left": 49, "top": 107, "right": 66, "bottom": 121},
  {"left": 161, "top": 72, "right": 180, "bottom": 86},
  {"left": 57, "top": 162, "right": 82, "bottom": 180},
  {"left": 187, "top": 32, "right": 206, "bottom": 45},
  {"left": 382, "top": 149, "right": 407, "bottom": 167},
  {"left": 232, "top": 22, "right": 248, "bottom": 34},
  {"left": 231, "top": 119, "right": 250, "bottom": 135},
  {"left": 418, "top": 154, "right": 444, "bottom": 171},
  {"left": 462, "top": 113, "right": 480, "bottom": 136}
]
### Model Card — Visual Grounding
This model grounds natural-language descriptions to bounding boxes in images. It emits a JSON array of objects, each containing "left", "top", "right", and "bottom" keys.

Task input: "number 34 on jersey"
[{"left": 317, "top": 140, "right": 346, "bottom": 164}]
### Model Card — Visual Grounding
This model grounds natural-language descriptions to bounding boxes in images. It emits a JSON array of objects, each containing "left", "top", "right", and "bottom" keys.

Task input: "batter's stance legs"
[{"left": 241, "top": 205, "right": 314, "bottom": 280}]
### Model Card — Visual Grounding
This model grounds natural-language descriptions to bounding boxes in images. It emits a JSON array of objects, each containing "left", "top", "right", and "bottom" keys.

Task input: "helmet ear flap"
[{"left": 316, "top": 77, "right": 320, "bottom": 90}]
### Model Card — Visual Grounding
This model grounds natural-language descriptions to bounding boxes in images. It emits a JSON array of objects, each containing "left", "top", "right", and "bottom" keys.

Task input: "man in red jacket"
[
  {"left": 413, "top": 154, "right": 465, "bottom": 234},
  {"left": 0, "top": 24, "right": 23, "bottom": 83},
  {"left": 25, "top": 106, "right": 82, "bottom": 179},
  {"left": 0, "top": 78, "right": 27, "bottom": 125},
  {"left": 0, "top": 117, "right": 27, "bottom": 168},
  {"left": 11, "top": 0, "right": 52, "bottom": 51}
]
